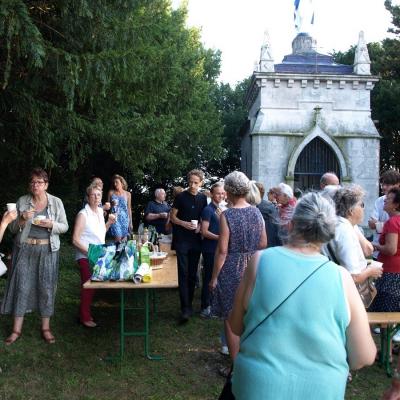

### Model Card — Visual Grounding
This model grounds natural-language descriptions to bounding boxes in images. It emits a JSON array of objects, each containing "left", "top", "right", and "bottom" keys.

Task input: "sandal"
[
  {"left": 5, "top": 331, "right": 21, "bottom": 346},
  {"left": 41, "top": 329, "right": 56, "bottom": 344}
]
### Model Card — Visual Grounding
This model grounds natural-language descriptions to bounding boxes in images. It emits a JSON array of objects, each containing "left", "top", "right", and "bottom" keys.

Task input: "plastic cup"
[
  {"left": 191, "top": 220, "right": 198, "bottom": 228},
  {"left": 6, "top": 203, "right": 16, "bottom": 212},
  {"left": 33, "top": 215, "right": 46, "bottom": 225},
  {"left": 376, "top": 221, "right": 384, "bottom": 234}
]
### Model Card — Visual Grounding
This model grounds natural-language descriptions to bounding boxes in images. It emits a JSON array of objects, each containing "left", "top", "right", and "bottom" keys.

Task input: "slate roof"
[{"left": 274, "top": 52, "right": 353, "bottom": 75}]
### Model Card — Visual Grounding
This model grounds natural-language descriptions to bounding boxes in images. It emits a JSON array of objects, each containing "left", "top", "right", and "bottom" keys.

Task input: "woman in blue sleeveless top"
[
  {"left": 229, "top": 192, "right": 376, "bottom": 400},
  {"left": 107, "top": 174, "right": 132, "bottom": 241}
]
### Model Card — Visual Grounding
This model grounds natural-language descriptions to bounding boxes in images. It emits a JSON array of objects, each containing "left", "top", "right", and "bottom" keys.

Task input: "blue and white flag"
[{"left": 294, "top": 0, "right": 315, "bottom": 33}]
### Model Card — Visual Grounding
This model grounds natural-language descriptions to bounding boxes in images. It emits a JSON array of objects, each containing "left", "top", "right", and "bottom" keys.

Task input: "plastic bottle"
[{"left": 140, "top": 242, "right": 150, "bottom": 266}]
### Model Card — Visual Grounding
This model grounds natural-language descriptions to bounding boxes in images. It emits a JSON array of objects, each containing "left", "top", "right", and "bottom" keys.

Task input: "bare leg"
[
  {"left": 5, "top": 316, "right": 24, "bottom": 344},
  {"left": 224, "top": 319, "right": 240, "bottom": 361},
  {"left": 41, "top": 317, "right": 55, "bottom": 343}
]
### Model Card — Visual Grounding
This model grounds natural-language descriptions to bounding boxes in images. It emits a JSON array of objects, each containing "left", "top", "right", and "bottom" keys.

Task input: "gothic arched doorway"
[{"left": 294, "top": 137, "right": 340, "bottom": 191}]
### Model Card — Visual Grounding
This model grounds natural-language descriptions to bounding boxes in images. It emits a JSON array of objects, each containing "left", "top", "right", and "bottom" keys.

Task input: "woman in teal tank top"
[{"left": 229, "top": 192, "right": 376, "bottom": 400}]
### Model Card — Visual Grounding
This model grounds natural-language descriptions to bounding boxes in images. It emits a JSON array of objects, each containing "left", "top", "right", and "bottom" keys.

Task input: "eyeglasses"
[
  {"left": 30, "top": 180, "right": 46, "bottom": 186},
  {"left": 360, "top": 202, "right": 365, "bottom": 208}
]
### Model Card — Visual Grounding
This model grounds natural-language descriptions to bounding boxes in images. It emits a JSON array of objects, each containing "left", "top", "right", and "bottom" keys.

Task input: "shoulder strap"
[
  {"left": 241, "top": 259, "right": 330, "bottom": 345},
  {"left": 326, "top": 242, "right": 340, "bottom": 265}
]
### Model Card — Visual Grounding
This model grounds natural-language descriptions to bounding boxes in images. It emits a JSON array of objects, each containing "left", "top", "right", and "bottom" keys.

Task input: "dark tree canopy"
[
  {"left": 0, "top": 0, "right": 225, "bottom": 223},
  {"left": 333, "top": 0, "right": 400, "bottom": 171}
]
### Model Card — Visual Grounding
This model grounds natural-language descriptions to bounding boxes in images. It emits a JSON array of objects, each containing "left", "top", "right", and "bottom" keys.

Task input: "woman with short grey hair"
[
  {"left": 210, "top": 171, "right": 267, "bottom": 367},
  {"left": 322, "top": 184, "right": 382, "bottom": 286},
  {"left": 228, "top": 192, "right": 376, "bottom": 399}
]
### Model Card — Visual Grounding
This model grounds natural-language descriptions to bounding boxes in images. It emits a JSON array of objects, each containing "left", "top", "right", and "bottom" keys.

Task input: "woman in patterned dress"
[
  {"left": 370, "top": 187, "right": 400, "bottom": 312},
  {"left": 210, "top": 171, "right": 267, "bottom": 361},
  {"left": 1, "top": 168, "right": 68, "bottom": 344},
  {"left": 107, "top": 174, "right": 132, "bottom": 241}
]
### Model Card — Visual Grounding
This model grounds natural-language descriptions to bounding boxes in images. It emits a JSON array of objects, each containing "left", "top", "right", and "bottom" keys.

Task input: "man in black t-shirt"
[{"left": 171, "top": 169, "right": 207, "bottom": 323}]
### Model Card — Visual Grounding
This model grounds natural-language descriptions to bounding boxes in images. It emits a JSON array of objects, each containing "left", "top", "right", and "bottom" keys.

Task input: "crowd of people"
[{"left": 1, "top": 167, "right": 400, "bottom": 399}]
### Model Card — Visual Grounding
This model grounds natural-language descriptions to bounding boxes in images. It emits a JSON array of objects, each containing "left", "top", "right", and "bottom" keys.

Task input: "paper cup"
[
  {"left": 376, "top": 221, "right": 384, "bottom": 234},
  {"left": 191, "top": 220, "right": 198, "bottom": 228},
  {"left": 6, "top": 203, "right": 16, "bottom": 212}
]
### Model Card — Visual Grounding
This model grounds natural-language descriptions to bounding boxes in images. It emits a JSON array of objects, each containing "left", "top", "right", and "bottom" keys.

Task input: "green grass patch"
[{"left": 0, "top": 243, "right": 393, "bottom": 399}]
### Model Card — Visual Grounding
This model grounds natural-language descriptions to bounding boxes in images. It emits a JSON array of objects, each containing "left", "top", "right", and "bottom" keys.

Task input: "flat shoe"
[
  {"left": 80, "top": 321, "right": 99, "bottom": 329},
  {"left": 5, "top": 331, "right": 21, "bottom": 346},
  {"left": 41, "top": 329, "right": 56, "bottom": 344}
]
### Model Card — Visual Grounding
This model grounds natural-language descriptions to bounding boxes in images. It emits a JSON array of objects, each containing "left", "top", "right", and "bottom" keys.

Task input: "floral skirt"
[
  {"left": 1, "top": 243, "right": 59, "bottom": 317},
  {"left": 369, "top": 272, "right": 400, "bottom": 312}
]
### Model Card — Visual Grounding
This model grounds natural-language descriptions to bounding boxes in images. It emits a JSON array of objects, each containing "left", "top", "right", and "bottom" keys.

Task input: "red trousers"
[{"left": 77, "top": 258, "right": 95, "bottom": 323}]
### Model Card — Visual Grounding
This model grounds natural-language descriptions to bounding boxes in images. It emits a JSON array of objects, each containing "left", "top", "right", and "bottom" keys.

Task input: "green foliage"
[
  {"left": 0, "top": 0, "right": 224, "bottom": 221},
  {"left": 207, "top": 78, "right": 250, "bottom": 178},
  {"left": 333, "top": 1, "right": 400, "bottom": 170}
]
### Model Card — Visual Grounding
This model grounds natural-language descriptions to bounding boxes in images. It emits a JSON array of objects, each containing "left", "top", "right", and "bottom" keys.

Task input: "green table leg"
[
  {"left": 380, "top": 327, "right": 385, "bottom": 365},
  {"left": 145, "top": 289, "right": 162, "bottom": 360},
  {"left": 104, "top": 288, "right": 125, "bottom": 362},
  {"left": 120, "top": 288, "right": 126, "bottom": 359},
  {"left": 105, "top": 288, "right": 162, "bottom": 362}
]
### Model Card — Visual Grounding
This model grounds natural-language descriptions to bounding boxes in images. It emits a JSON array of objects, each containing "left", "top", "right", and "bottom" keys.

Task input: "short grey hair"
[
  {"left": 278, "top": 183, "right": 294, "bottom": 199},
  {"left": 287, "top": 192, "right": 337, "bottom": 245},
  {"left": 246, "top": 180, "right": 261, "bottom": 205},
  {"left": 210, "top": 181, "right": 224, "bottom": 193},
  {"left": 224, "top": 171, "right": 250, "bottom": 197},
  {"left": 154, "top": 188, "right": 165, "bottom": 197},
  {"left": 333, "top": 184, "right": 365, "bottom": 218}
]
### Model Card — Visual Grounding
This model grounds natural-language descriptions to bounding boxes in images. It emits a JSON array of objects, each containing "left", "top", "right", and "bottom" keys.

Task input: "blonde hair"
[
  {"left": 246, "top": 180, "right": 261, "bottom": 205},
  {"left": 111, "top": 174, "right": 128, "bottom": 191}
]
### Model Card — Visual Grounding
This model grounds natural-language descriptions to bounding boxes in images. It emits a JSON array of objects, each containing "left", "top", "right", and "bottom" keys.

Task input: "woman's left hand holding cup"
[{"left": 39, "top": 218, "right": 54, "bottom": 229}]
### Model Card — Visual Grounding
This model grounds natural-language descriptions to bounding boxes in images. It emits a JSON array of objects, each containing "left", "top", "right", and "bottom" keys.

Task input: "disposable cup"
[
  {"left": 33, "top": 215, "right": 46, "bottom": 225},
  {"left": 376, "top": 221, "right": 384, "bottom": 234},
  {"left": 191, "top": 220, "right": 198, "bottom": 228},
  {"left": 6, "top": 203, "right": 16, "bottom": 212}
]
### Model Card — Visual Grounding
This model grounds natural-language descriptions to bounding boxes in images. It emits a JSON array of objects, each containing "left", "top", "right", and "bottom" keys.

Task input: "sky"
[{"left": 172, "top": 0, "right": 400, "bottom": 86}]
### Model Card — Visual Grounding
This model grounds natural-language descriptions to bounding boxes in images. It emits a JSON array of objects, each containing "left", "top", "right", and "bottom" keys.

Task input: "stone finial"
[
  {"left": 259, "top": 30, "right": 274, "bottom": 72},
  {"left": 253, "top": 60, "right": 259, "bottom": 72},
  {"left": 353, "top": 31, "right": 371, "bottom": 75}
]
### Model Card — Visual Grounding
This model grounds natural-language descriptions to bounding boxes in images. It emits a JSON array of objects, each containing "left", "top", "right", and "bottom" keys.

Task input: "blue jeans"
[{"left": 176, "top": 249, "right": 201, "bottom": 313}]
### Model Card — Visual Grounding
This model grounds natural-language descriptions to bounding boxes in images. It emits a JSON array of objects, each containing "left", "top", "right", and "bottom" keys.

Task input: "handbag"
[
  {"left": 355, "top": 279, "right": 377, "bottom": 309},
  {"left": 327, "top": 243, "right": 376, "bottom": 308},
  {"left": 218, "top": 259, "right": 330, "bottom": 400}
]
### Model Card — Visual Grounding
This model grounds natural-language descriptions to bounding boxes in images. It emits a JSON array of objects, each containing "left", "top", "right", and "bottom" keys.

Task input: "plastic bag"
[
  {"left": 110, "top": 241, "right": 137, "bottom": 281},
  {"left": 89, "top": 243, "right": 117, "bottom": 281}
]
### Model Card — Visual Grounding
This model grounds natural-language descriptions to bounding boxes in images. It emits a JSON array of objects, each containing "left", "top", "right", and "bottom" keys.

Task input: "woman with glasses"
[
  {"left": 1, "top": 168, "right": 68, "bottom": 344},
  {"left": 72, "top": 184, "right": 115, "bottom": 328},
  {"left": 322, "top": 184, "right": 382, "bottom": 286}
]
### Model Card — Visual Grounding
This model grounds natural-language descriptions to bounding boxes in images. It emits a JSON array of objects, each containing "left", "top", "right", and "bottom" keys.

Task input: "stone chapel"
[{"left": 240, "top": 31, "right": 380, "bottom": 223}]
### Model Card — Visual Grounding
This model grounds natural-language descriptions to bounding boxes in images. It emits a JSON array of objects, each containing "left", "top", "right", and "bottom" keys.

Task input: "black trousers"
[
  {"left": 201, "top": 251, "right": 214, "bottom": 309},
  {"left": 176, "top": 248, "right": 201, "bottom": 313}
]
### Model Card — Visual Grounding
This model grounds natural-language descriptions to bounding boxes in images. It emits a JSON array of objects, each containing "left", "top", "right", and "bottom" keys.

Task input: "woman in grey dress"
[
  {"left": 210, "top": 171, "right": 267, "bottom": 362},
  {"left": 1, "top": 168, "right": 68, "bottom": 344}
]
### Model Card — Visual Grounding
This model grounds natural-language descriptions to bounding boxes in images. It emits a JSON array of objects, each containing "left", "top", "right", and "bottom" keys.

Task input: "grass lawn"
[{"left": 0, "top": 242, "right": 395, "bottom": 400}]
